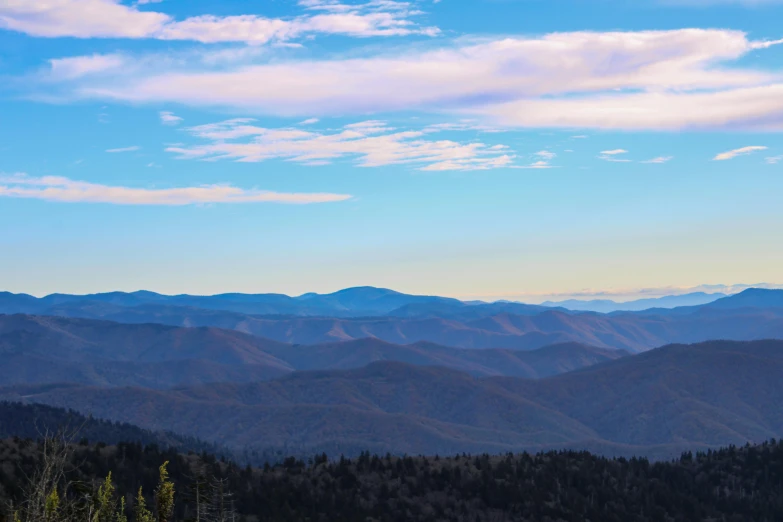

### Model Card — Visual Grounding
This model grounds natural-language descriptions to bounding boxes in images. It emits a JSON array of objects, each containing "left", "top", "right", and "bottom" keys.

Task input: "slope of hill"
[
  {"left": 0, "top": 365, "right": 599, "bottom": 456},
  {"left": 492, "top": 339, "right": 783, "bottom": 447},
  {"left": 0, "top": 314, "right": 292, "bottom": 365},
  {"left": 0, "top": 401, "right": 220, "bottom": 453},
  {"left": 5, "top": 340, "right": 781, "bottom": 457},
  {"left": 704, "top": 288, "right": 783, "bottom": 310}
]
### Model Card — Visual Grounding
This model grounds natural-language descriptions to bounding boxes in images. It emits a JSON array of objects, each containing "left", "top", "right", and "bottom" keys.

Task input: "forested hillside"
[
  {"left": 1, "top": 436, "right": 782, "bottom": 522},
  {"left": 0, "top": 402, "right": 223, "bottom": 455}
]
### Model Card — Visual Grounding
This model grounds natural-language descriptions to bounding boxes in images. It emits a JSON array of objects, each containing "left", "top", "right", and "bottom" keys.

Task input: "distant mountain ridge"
[
  {"left": 0, "top": 287, "right": 465, "bottom": 317},
  {"left": 542, "top": 292, "right": 727, "bottom": 313},
  {"left": 5, "top": 286, "right": 780, "bottom": 319},
  {"left": 5, "top": 340, "right": 782, "bottom": 458},
  {"left": 3, "top": 287, "right": 783, "bottom": 352}
]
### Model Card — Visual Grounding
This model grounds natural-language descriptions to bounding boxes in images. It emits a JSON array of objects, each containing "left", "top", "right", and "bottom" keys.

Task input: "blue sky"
[{"left": 1, "top": 0, "right": 782, "bottom": 301}]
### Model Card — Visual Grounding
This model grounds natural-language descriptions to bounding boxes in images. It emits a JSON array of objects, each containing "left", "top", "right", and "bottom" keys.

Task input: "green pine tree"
[
  {"left": 155, "top": 462, "right": 175, "bottom": 522},
  {"left": 134, "top": 488, "right": 154, "bottom": 522},
  {"left": 94, "top": 473, "right": 117, "bottom": 522}
]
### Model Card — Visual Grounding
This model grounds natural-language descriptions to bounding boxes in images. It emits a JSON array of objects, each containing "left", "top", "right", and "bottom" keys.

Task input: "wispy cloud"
[
  {"left": 106, "top": 146, "right": 140, "bottom": 153},
  {"left": 165, "top": 118, "right": 515, "bottom": 171},
  {"left": 159, "top": 111, "right": 183, "bottom": 126},
  {"left": 0, "top": 0, "right": 437, "bottom": 43},
  {"left": 641, "top": 156, "right": 674, "bottom": 164},
  {"left": 0, "top": 173, "right": 351, "bottom": 205},
  {"left": 713, "top": 145, "right": 767, "bottom": 161},
  {"left": 45, "top": 29, "right": 783, "bottom": 131},
  {"left": 48, "top": 54, "right": 127, "bottom": 80},
  {"left": 767, "top": 155, "right": 783, "bottom": 164},
  {"left": 535, "top": 150, "right": 556, "bottom": 160},
  {"left": 517, "top": 160, "right": 553, "bottom": 169}
]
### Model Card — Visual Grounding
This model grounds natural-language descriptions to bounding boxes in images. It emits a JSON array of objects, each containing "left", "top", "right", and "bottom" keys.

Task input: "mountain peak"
[{"left": 707, "top": 288, "right": 783, "bottom": 309}]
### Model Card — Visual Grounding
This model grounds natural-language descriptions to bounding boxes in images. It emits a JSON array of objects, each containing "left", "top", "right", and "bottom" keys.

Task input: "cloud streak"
[
  {"left": 106, "top": 146, "right": 140, "bottom": 153},
  {"left": 43, "top": 28, "right": 783, "bottom": 131},
  {"left": 165, "top": 118, "right": 516, "bottom": 171},
  {"left": 0, "top": 0, "right": 437, "bottom": 43},
  {"left": 0, "top": 173, "right": 352, "bottom": 205},
  {"left": 713, "top": 145, "right": 768, "bottom": 160}
]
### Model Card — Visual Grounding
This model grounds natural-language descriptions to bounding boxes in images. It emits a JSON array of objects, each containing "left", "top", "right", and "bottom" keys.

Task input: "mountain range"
[
  {"left": 3, "top": 288, "right": 782, "bottom": 352},
  {"left": 2, "top": 286, "right": 783, "bottom": 460},
  {"left": 0, "top": 314, "right": 625, "bottom": 388},
  {"left": 4, "top": 286, "right": 771, "bottom": 319},
  {"left": 4, "top": 339, "right": 781, "bottom": 458},
  {"left": 0, "top": 287, "right": 470, "bottom": 318}
]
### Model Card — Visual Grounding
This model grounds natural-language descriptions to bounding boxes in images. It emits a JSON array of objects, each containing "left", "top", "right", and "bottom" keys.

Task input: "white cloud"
[
  {"left": 299, "top": 118, "right": 320, "bottom": 125},
  {"left": 106, "top": 146, "right": 140, "bottom": 153},
  {"left": 0, "top": 0, "right": 437, "bottom": 43},
  {"left": 53, "top": 28, "right": 783, "bottom": 131},
  {"left": 767, "top": 155, "right": 783, "bottom": 164},
  {"left": 165, "top": 118, "right": 515, "bottom": 171},
  {"left": 517, "top": 160, "right": 553, "bottom": 169},
  {"left": 0, "top": 173, "right": 351, "bottom": 205},
  {"left": 599, "top": 149, "right": 632, "bottom": 162},
  {"left": 0, "top": 0, "right": 170, "bottom": 38},
  {"left": 535, "top": 150, "right": 556, "bottom": 160},
  {"left": 641, "top": 156, "right": 674, "bottom": 164},
  {"left": 713, "top": 145, "right": 768, "bottom": 160},
  {"left": 159, "top": 111, "right": 183, "bottom": 125}
]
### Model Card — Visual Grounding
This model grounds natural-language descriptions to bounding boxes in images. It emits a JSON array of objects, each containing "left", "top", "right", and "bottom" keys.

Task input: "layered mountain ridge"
[
  {"left": 3, "top": 287, "right": 782, "bottom": 352},
  {"left": 4, "top": 339, "right": 782, "bottom": 459}
]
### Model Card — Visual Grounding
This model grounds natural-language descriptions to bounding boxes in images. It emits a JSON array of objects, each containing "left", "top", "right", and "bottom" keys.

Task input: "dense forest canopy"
[{"left": 1, "top": 434, "right": 782, "bottom": 522}]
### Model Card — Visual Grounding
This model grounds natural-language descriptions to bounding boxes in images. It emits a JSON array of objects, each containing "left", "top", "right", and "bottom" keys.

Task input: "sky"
[{"left": 1, "top": 0, "right": 782, "bottom": 302}]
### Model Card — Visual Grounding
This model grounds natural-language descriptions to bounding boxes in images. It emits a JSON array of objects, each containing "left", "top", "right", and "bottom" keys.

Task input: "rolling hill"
[{"left": 4, "top": 340, "right": 781, "bottom": 458}]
